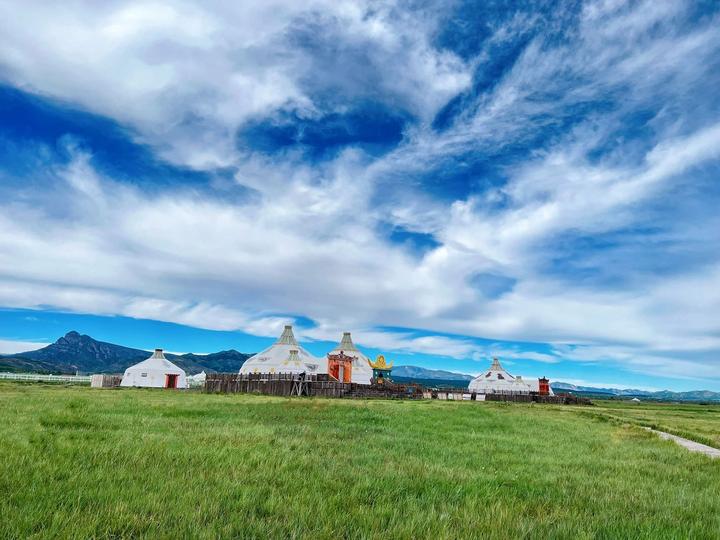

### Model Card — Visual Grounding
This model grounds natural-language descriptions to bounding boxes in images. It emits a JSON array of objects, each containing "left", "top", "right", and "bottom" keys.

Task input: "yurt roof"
[
  {"left": 468, "top": 357, "right": 529, "bottom": 392},
  {"left": 479, "top": 357, "right": 517, "bottom": 382},
  {"left": 126, "top": 349, "right": 185, "bottom": 374},
  {"left": 239, "top": 325, "right": 325, "bottom": 375},
  {"left": 329, "top": 332, "right": 370, "bottom": 362}
]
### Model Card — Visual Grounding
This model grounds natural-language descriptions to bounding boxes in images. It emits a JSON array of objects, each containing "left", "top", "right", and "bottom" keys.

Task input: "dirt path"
[{"left": 644, "top": 427, "right": 720, "bottom": 459}]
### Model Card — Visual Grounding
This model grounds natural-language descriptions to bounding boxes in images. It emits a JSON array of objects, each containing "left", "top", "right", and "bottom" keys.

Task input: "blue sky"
[{"left": 0, "top": 1, "right": 719, "bottom": 391}]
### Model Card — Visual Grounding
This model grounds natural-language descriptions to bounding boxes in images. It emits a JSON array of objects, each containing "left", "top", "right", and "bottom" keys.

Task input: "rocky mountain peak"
[
  {"left": 8, "top": 331, "right": 252, "bottom": 375},
  {"left": 58, "top": 330, "right": 84, "bottom": 344}
]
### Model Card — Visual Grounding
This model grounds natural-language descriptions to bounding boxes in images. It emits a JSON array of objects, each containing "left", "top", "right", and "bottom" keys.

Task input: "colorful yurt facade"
[{"left": 328, "top": 332, "right": 373, "bottom": 385}]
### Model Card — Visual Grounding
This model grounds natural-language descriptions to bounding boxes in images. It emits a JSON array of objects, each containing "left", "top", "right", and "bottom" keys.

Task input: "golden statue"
[
  {"left": 369, "top": 354, "right": 393, "bottom": 385},
  {"left": 369, "top": 354, "right": 393, "bottom": 369}
]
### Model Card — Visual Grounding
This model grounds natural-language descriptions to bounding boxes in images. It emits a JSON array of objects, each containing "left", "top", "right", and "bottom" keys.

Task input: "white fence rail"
[{"left": 0, "top": 372, "right": 92, "bottom": 384}]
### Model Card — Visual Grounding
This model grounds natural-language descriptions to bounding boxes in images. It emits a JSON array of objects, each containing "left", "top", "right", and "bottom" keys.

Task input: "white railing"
[{"left": 0, "top": 372, "right": 92, "bottom": 384}]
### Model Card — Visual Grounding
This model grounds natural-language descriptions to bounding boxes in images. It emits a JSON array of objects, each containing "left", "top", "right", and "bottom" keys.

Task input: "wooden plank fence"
[
  {"left": 90, "top": 374, "right": 123, "bottom": 388},
  {"left": 203, "top": 373, "right": 588, "bottom": 404},
  {"left": 204, "top": 373, "right": 424, "bottom": 399},
  {"left": 204, "top": 373, "right": 350, "bottom": 397}
]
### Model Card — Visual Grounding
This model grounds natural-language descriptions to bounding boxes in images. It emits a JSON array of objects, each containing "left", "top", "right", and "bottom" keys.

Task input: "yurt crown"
[
  {"left": 339, "top": 331, "right": 358, "bottom": 350},
  {"left": 277, "top": 325, "right": 298, "bottom": 346}
]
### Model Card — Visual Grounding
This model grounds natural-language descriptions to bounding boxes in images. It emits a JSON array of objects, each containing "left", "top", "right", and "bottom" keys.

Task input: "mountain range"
[
  {"left": 392, "top": 365, "right": 473, "bottom": 381},
  {"left": 550, "top": 382, "right": 720, "bottom": 402},
  {"left": 0, "top": 331, "right": 251, "bottom": 375},
  {"left": 2, "top": 331, "right": 719, "bottom": 401}
]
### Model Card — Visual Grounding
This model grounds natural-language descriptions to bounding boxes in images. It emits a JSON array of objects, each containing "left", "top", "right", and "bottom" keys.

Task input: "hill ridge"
[{"left": 0, "top": 331, "right": 251, "bottom": 375}]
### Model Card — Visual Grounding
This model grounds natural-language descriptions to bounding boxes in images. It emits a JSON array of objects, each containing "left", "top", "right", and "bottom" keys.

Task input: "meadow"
[
  {"left": 1, "top": 383, "right": 719, "bottom": 539},
  {"left": 590, "top": 399, "right": 720, "bottom": 448}
]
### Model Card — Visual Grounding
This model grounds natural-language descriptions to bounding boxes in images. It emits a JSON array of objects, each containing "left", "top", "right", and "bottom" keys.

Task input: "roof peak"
[
  {"left": 338, "top": 332, "right": 358, "bottom": 351},
  {"left": 151, "top": 348, "right": 166, "bottom": 359},
  {"left": 276, "top": 325, "right": 298, "bottom": 346}
]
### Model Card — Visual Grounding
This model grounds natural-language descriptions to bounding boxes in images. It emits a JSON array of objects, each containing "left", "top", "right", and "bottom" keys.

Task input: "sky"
[{"left": 0, "top": 1, "right": 719, "bottom": 391}]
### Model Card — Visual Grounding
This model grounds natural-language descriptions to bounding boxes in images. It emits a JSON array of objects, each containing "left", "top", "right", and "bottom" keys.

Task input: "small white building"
[
  {"left": 328, "top": 332, "right": 373, "bottom": 385},
  {"left": 468, "top": 357, "right": 554, "bottom": 395},
  {"left": 239, "top": 325, "right": 326, "bottom": 376},
  {"left": 187, "top": 371, "right": 207, "bottom": 388},
  {"left": 120, "top": 349, "right": 188, "bottom": 389}
]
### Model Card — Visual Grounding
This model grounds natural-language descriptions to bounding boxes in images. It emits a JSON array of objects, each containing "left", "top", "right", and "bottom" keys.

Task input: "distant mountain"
[
  {"left": 0, "top": 355, "right": 62, "bottom": 374},
  {"left": 174, "top": 350, "right": 252, "bottom": 374},
  {"left": 551, "top": 382, "right": 649, "bottom": 396},
  {"left": 0, "top": 331, "right": 252, "bottom": 375},
  {"left": 10, "top": 331, "right": 151, "bottom": 373},
  {"left": 392, "top": 376, "right": 470, "bottom": 389},
  {"left": 393, "top": 365, "right": 473, "bottom": 381},
  {"left": 551, "top": 382, "right": 720, "bottom": 402}
]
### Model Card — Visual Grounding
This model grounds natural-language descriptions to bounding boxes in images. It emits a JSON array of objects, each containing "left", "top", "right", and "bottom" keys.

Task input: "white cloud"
[
  {"left": 0, "top": 0, "right": 471, "bottom": 168},
  {"left": 0, "top": 340, "right": 50, "bottom": 355},
  {"left": 300, "top": 324, "right": 479, "bottom": 359}
]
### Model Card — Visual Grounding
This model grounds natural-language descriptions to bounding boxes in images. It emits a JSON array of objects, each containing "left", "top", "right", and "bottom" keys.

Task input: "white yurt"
[
  {"left": 187, "top": 371, "right": 207, "bottom": 388},
  {"left": 468, "top": 357, "right": 552, "bottom": 395},
  {"left": 239, "top": 325, "right": 326, "bottom": 376},
  {"left": 120, "top": 349, "right": 188, "bottom": 389},
  {"left": 328, "top": 332, "right": 373, "bottom": 385}
]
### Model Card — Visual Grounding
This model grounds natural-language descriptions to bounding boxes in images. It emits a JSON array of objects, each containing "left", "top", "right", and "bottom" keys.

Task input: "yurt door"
[{"left": 165, "top": 374, "right": 178, "bottom": 389}]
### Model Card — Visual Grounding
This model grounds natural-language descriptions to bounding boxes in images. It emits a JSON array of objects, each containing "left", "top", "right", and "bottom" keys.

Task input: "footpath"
[{"left": 644, "top": 427, "right": 720, "bottom": 459}]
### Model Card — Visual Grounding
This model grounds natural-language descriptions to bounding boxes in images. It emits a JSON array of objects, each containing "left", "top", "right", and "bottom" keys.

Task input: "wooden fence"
[
  {"left": 206, "top": 373, "right": 295, "bottom": 394},
  {"left": 428, "top": 389, "right": 591, "bottom": 405},
  {"left": 484, "top": 393, "right": 591, "bottom": 405},
  {"left": 204, "top": 373, "right": 424, "bottom": 399},
  {"left": 90, "top": 374, "right": 123, "bottom": 388},
  {"left": 204, "top": 373, "right": 588, "bottom": 404},
  {"left": 204, "top": 373, "right": 349, "bottom": 397}
]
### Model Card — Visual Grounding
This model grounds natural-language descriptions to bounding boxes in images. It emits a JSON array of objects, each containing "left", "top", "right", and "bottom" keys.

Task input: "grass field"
[
  {"left": 1, "top": 383, "right": 719, "bottom": 539},
  {"left": 590, "top": 400, "right": 720, "bottom": 448}
]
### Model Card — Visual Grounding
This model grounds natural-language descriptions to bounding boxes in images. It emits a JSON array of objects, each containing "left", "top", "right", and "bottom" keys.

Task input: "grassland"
[
  {"left": 1, "top": 383, "right": 719, "bottom": 539},
  {"left": 590, "top": 399, "right": 720, "bottom": 448}
]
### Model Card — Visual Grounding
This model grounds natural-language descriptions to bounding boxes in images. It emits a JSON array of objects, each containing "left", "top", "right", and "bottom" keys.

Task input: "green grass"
[
  {"left": 1, "top": 383, "right": 720, "bottom": 539},
  {"left": 589, "top": 400, "right": 720, "bottom": 448}
]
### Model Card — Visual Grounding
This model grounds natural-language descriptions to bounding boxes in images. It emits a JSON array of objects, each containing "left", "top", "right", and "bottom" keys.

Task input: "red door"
[{"left": 165, "top": 374, "right": 178, "bottom": 389}]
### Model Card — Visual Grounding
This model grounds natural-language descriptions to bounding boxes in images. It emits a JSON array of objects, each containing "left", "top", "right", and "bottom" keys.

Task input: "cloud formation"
[{"left": 0, "top": 1, "right": 719, "bottom": 387}]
